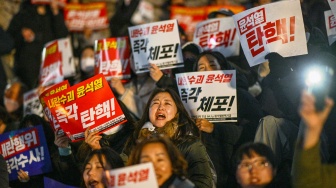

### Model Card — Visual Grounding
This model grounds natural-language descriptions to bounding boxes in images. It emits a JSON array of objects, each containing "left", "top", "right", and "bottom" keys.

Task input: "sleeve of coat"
[
  {"left": 292, "top": 142, "right": 336, "bottom": 188},
  {"left": 178, "top": 138, "right": 215, "bottom": 188}
]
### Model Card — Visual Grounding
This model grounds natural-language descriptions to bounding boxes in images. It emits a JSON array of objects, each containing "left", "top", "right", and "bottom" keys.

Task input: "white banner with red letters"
[
  {"left": 94, "top": 37, "right": 131, "bottom": 80},
  {"left": 175, "top": 70, "right": 237, "bottom": 122},
  {"left": 324, "top": 10, "right": 336, "bottom": 45},
  {"left": 39, "top": 80, "right": 70, "bottom": 135},
  {"left": 328, "top": 0, "right": 336, "bottom": 17},
  {"left": 44, "top": 74, "right": 127, "bottom": 142},
  {"left": 193, "top": 17, "right": 240, "bottom": 57},
  {"left": 39, "top": 50, "right": 63, "bottom": 87},
  {"left": 41, "top": 37, "right": 76, "bottom": 80},
  {"left": 232, "top": 0, "right": 307, "bottom": 67},
  {"left": 128, "top": 19, "right": 184, "bottom": 73},
  {"left": 105, "top": 163, "right": 158, "bottom": 188},
  {"left": 23, "top": 88, "right": 44, "bottom": 118},
  {"left": 64, "top": 2, "right": 109, "bottom": 31},
  {"left": 0, "top": 125, "right": 52, "bottom": 181}
]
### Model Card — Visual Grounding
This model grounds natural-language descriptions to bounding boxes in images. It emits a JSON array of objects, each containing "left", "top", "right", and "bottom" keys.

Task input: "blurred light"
[{"left": 305, "top": 69, "right": 323, "bottom": 87}]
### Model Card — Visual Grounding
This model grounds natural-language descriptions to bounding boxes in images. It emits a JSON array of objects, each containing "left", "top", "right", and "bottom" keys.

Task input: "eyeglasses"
[{"left": 237, "top": 158, "right": 270, "bottom": 172}]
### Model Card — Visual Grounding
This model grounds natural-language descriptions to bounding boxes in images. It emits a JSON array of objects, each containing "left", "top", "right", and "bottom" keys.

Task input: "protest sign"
[
  {"left": 128, "top": 19, "right": 184, "bottom": 73},
  {"left": 94, "top": 37, "right": 131, "bottom": 80},
  {"left": 39, "top": 50, "right": 63, "bottom": 87},
  {"left": 44, "top": 74, "right": 127, "bottom": 142},
  {"left": 176, "top": 70, "right": 237, "bottom": 122},
  {"left": 105, "top": 163, "right": 157, "bottom": 188},
  {"left": 232, "top": 0, "right": 307, "bottom": 67},
  {"left": 324, "top": 10, "right": 336, "bottom": 45},
  {"left": 328, "top": 0, "right": 336, "bottom": 17},
  {"left": 39, "top": 80, "right": 70, "bottom": 135},
  {"left": 0, "top": 125, "right": 52, "bottom": 181},
  {"left": 64, "top": 2, "right": 109, "bottom": 31},
  {"left": 193, "top": 17, "right": 240, "bottom": 57},
  {"left": 41, "top": 37, "right": 76, "bottom": 79},
  {"left": 23, "top": 88, "right": 44, "bottom": 117},
  {"left": 171, "top": 5, "right": 245, "bottom": 41}
]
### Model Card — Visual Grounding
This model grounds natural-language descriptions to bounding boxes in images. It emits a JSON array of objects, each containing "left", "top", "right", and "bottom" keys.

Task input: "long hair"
[
  {"left": 127, "top": 134, "right": 188, "bottom": 178},
  {"left": 81, "top": 147, "right": 124, "bottom": 187},
  {"left": 123, "top": 87, "right": 199, "bottom": 155}
]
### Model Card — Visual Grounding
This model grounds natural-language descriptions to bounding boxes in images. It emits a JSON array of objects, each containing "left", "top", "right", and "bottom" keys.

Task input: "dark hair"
[
  {"left": 127, "top": 134, "right": 188, "bottom": 178},
  {"left": 19, "top": 114, "right": 55, "bottom": 148},
  {"left": 123, "top": 88, "right": 199, "bottom": 154},
  {"left": 81, "top": 147, "right": 125, "bottom": 187},
  {"left": 234, "top": 142, "right": 277, "bottom": 171},
  {"left": 194, "top": 51, "right": 233, "bottom": 71}
]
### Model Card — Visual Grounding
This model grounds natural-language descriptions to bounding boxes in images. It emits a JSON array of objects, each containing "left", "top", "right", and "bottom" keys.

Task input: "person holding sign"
[
  {"left": 82, "top": 147, "right": 124, "bottom": 188},
  {"left": 128, "top": 134, "right": 195, "bottom": 187},
  {"left": 193, "top": 51, "right": 264, "bottom": 187},
  {"left": 7, "top": 0, "right": 68, "bottom": 89},
  {"left": 123, "top": 87, "right": 216, "bottom": 188}
]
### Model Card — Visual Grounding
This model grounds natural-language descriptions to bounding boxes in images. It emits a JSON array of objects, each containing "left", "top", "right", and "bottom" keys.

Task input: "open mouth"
[
  {"left": 156, "top": 113, "right": 166, "bottom": 120},
  {"left": 88, "top": 180, "right": 99, "bottom": 187}
]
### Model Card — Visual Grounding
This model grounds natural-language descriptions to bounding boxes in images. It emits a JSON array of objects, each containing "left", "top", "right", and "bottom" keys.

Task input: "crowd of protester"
[{"left": 0, "top": 0, "right": 335, "bottom": 187}]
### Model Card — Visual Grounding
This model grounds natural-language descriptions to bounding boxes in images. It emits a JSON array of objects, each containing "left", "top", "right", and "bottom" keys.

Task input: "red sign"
[
  {"left": 44, "top": 74, "right": 127, "bottom": 142},
  {"left": 94, "top": 37, "right": 131, "bottom": 80},
  {"left": 64, "top": 2, "right": 109, "bottom": 31}
]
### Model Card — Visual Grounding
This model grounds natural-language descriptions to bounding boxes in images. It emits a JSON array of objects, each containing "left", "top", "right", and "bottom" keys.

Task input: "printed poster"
[
  {"left": 105, "top": 163, "right": 158, "bottom": 188},
  {"left": 0, "top": 125, "right": 52, "bottom": 181},
  {"left": 39, "top": 80, "right": 70, "bottom": 135},
  {"left": 44, "top": 74, "right": 127, "bottom": 142},
  {"left": 94, "top": 37, "right": 131, "bottom": 80},
  {"left": 64, "top": 2, "right": 109, "bottom": 31},
  {"left": 328, "top": 0, "right": 336, "bottom": 17},
  {"left": 193, "top": 17, "right": 240, "bottom": 57},
  {"left": 23, "top": 88, "right": 44, "bottom": 118},
  {"left": 42, "top": 37, "right": 76, "bottom": 79},
  {"left": 128, "top": 19, "right": 184, "bottom": 73},
  {"left": 324, "top": 10, "right": 336, "bottom": 45},
  {"left": 176, "top": 70, "right": 237, "bottom": 122},
  {"left": 232, "top": 0, "right": 307, "bottom": 67}
]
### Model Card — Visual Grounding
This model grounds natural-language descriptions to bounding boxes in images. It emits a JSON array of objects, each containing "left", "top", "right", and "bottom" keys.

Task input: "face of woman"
[
  {"left": 140, "top": 143, "right": 173, "bottom": 186},
  {"left": 83, "top": 154, "right": 110, "bottom": 188},
  {"left": 197, "top": 55, "right": 221, "bottom": 71},
  {"left": 149, "top": 92, "right": 178, "bottom": 128},
  {"left": 236, "top": 151, "right": 274, "bottom": 188}
]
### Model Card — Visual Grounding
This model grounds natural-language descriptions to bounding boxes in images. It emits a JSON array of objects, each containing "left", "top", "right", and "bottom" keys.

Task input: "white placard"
[
  {"left": 105, "top": 163, "right": 158, "bottom": 188},
  {"left": 128, "top": 19, "right": 184, "bottom": 73},
  {"left": 176, "top": 70, "right": 237, "bottom": 122},
  {"left": 193, "top": 17, "right": 240, "bottom": 57},
  {"left": 232, "top": 0, "right": 307, "bottom": 67},
  {"left": 324, "top": 10, "right": 336, "bottom": 45}
]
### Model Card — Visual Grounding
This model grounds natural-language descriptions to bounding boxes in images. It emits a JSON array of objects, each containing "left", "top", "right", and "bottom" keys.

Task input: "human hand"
[
  {"left": 21, "top": 28, "right": 35, "bottom": 43},
  {"left": 149, "top": 63, "right": 163, "bottom": 82},
  {"left": 300, "top": 91, "right": 334, "bottom": 133},
  {"left": 54, "top": 129, "right": 70, "bottom": 148},
  {"left": 18, "top": 169, "right": 30, "bottom": 183},
  {"left": 195, "top": 118, "right": 214, "bottom": 133},
  {"left": 50, "top": 0, "right": 60, "bottom": 15},
  {"left": 110, "top": 77, "right": 125, "bottom": 95},
  {"left": 84, "top": 127, "right": 102, "bottom": 150},
  {"left": 299, "top": 91, "right": 334, "bottom": 149}
]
